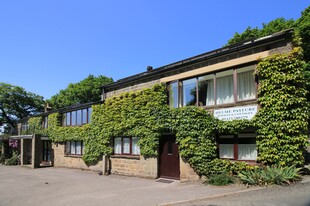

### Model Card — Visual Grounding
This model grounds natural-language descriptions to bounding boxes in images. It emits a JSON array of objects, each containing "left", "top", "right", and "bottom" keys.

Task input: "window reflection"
[{"left": 182, "top": 78, "right": 196, "bottom": 106}]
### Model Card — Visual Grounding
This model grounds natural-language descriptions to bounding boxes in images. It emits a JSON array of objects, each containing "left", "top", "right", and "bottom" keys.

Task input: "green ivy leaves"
[{"left": 255, "top": 49, "right": 309, "bottom": 166}]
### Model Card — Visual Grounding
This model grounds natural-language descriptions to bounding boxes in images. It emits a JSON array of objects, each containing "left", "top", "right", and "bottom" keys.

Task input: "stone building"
[{"left": 2, "top": 29, "right": 297, "bottom": 181}]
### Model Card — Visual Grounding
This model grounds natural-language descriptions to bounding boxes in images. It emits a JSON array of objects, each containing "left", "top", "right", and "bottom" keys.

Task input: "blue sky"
[{"left": 1, "top": 1, "right": 309, "bottom": 100}]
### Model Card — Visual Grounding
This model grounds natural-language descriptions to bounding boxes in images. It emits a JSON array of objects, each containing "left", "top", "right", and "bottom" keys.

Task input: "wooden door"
[{"left": 159, "top": 135, "right": 180, "bottom": 179}]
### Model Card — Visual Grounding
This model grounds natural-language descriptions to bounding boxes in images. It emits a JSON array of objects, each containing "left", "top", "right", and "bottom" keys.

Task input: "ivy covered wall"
[
  {"left": 255, "top": 47, "right": 309, "bottom": 166},
  {"left": 24, "top": 44, "right": 309, "bottom": 176}
]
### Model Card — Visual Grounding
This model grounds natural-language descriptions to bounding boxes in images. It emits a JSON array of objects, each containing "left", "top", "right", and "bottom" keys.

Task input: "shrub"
[
  {"left": 238, "top": 165, "right": 301, "bottom": 186},
  {"left": 5, "top": 151, "right": 20, "bottom": 166},
  {"left": 207, "top": 173, "right": 235, "bottom": 186},
  {"left": 205, "top": 159, "right": 258, "bottom": 176},
  {"left": 205, "top": 159, "right": 231, "bottom": 176}
]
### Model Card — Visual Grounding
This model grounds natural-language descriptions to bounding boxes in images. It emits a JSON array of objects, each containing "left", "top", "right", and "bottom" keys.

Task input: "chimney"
[{"left": 147, "top": 66, "right": 153, "bottom": 71}]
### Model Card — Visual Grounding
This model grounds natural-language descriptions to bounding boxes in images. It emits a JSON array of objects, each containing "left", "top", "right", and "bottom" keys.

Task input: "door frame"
[{"left": 158, "top": 135, "right": 180, "bottom": 180}]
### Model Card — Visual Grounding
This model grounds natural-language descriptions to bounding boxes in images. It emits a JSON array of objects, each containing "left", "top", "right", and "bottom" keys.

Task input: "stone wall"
[
  {"left": 110, "top": 156, "right": 157, "bottom": 178},
  {"left": 179, "top": 158, "right": 200, "bottom": 182},
  {"left": 52, "top": 142, "right": 102, "bottom": 172},
  {"left": 105, "top": 79, "right": 160, "bottom": 99},
  {"left": 268, "top": 41, "right": 292, "bottom": 55}
]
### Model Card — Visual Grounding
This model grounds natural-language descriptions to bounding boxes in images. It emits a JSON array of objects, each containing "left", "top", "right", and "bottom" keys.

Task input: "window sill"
[
  {"left": 220, "top": 158, "right": 257, "bottom": 164},
  {"left": 201, "top": 99, "right": 258, "bottom": 110},
  {"left": 64, "top": 154, "right": 83, "bottom": 158},
  {"left": 111, "top": 155, "right": 140, "bottom": 160},
  {"left": 62, "top": 124, "right": 89, "bottom": 127}
]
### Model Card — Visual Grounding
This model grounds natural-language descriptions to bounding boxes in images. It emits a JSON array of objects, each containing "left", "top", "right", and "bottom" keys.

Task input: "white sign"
[{"left": 214, "top": 105, "right": 258, "bottom": 121}]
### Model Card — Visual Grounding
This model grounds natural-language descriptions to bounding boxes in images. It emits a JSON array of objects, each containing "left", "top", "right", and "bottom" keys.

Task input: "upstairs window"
[
  {"left": 169, "top": 81, "right": 179, "bottom": 108},
  {"left": 198, "top": 74, "right": 214, "bottom": 106},
  {"left": 182, "top": 78, "right": 196, "bottom": 106},
  {"left": 62, "top": 107, "right": 92, "bottom": 126},
  {"left": 168, "top": 64, "right": 256, "bottom": 107},
  {"left": 237, "top": 65, "right": 256, "bottom": 101},
  {"left": 216, "top": 70, "right": 234, "bottom": 105},
  {"left": 43, "top": 116, "right": 48, "bottom": 129}
]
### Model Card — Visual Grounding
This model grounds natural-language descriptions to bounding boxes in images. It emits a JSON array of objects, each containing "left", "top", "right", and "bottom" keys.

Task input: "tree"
[
  {"left": 226, "top": 5, "right": 310, "bottom": 135},
  {"left": 48, "top": 74, "right": 113, "bottom": 109},
  {"left": 295, "top": 6, "right": 310, "bottom": 63},
  {"left": 0, "top": 82, "right": 45, "bottom": 133},
  {"left": 227, "top": 17, "right": 294, "bottom": 45}
]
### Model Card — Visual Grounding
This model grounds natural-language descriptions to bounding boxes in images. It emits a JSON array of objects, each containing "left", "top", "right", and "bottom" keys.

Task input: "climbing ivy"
[
  {"left": 84, "top": 84, "right": 168, "bottom": 163},
  {"left": 255, "top": 48, "right": 309, "bottom": 166},
  {"left": 22, "top": 116, "right": 48, "bottom": 136},
  {"left": 171, "top": 107, "right": 217, "bottom": 175},
  {"left": 24, "top": 36, "right": 309, "bottom": 174}
]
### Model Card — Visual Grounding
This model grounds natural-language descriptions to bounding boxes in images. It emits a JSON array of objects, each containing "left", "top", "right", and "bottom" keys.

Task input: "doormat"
[{"left": 155, "top": 179, "right": 174, "bottom": 184}]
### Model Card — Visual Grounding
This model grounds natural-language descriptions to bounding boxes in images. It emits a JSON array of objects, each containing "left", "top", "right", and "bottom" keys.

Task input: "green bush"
[
  {"left": 238, "top": 165, "right": 301, "bottom": 186},
  {"left": 5, "top": 151, "right": 20, "bottom": 166},
  {"left": 204, "top": 159, "right": 258, "bottom": 176},
  {"left": 205, "top": 159, "right": 231, "bottom": 175},
  {"left": 207, "top": 173, "right": 235, "bottom": 186}
]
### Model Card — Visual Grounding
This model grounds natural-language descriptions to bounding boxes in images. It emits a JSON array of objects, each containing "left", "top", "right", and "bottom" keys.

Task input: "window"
[
  {"left": 77, "top": 110, "right": 82, "bottom": 125},
  {"left": 65, "top": 140, "right": 84, "bottom": 156},
  {"left": 237, "top": 66, "right": 256, "bottom": 101},
  {"left": 169, "top": 82, "right": 179, "bottom": 108},
  {"left": 198, "top": 74, "right": 214, "bottom": 106},
  {"left": 216, "top": 70, "right": 234, "bottom": 105},
  {"left": 218, "top": 135, "right": 234, "bottom": 159},
  {"left": 88, "top": 107, "right": 92, "bottom": 123},
  {"left": 114, "top": 137, "right": 140, "bottom": 155},
  {"left": 43, "top": 116, "right": 48, "bottom": 128},
  {"left": 62, "top": 107, "right": 92, "bottom": 126},
  {"left": 168, "top": 65, "right": 256, "bottom": 107},
  {"left": 21, "top": 123, "right": 29, "bottom": 132},
  {"left": 82, "top": 109, "right": 87, "bottom": 124},
  {"left": 218, "top": 133, "right": 257, "bottom": 161},
  {"left": 71, "top": 111, "right": 77, "bottom": 126},
  {"left": 66, "top": 113, "right": 71, "bottom": 126},
  {"left": 182, "top": 78, "right": 196, "bottom": 106}
]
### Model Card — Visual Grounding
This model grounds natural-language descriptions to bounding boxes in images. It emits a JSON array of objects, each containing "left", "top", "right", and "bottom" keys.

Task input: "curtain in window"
[
  {"left": 238, "top": 144, "right": 257, "bottom": 160},
  {"left": 76, "top": 141, "right": 82, "bottom": 155},
  {"left": 205, "top": 80, "right": 214, "bottom": 105},
  {"left": 238, "top": 71, "right": 255, "bottom": 101},
  {"left": 66, "top": 113, "right": 70, "bottom": 126},
  {"left": 70, "top": 141, "right": 76, "bottom": 154},
  {"left": 77, "top": 110, "right": 82, "bottom": 125},
  {"left": 132, "top": 137, "right": 140, "bottom": 155},
  {"left": 82, "top": 109, "right": 87, "bottom": 124},
  {"left": 71, "top": 111, "right": 76, "bottom": 126},
  {"left": 216, "top": 75, "right": 234, "bottom": 104},
  {"left": 66, "top": 141, "right": 70, "bottom": 154},
  {"left": 198, "top": 76, "right": 214, "bottom": 106},
  {"left": 123, "top": 138, "right": 130, "bottom": 154},
  {"left": 114, "top": 138, "right": 121, "bottom": 154},
  {"left": 219, "top": 144, "right": 234, "bottom": 158}
]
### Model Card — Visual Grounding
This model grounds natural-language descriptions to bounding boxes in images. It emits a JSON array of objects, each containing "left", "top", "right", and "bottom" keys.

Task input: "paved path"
[
  {"left": 175, "top": 180, "right": 310, "bottom": 206},
  {"left": 0, "top": 165, "right": 256, "bottom": 206}
]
